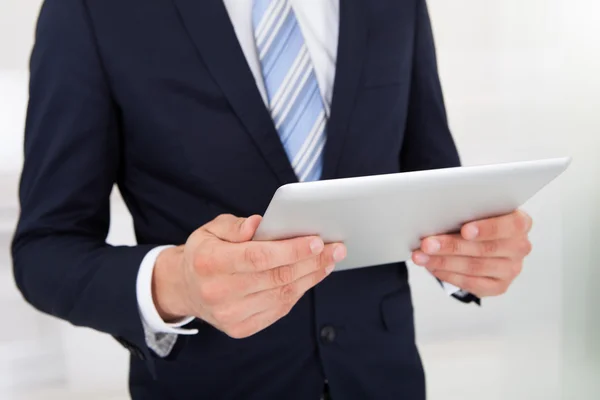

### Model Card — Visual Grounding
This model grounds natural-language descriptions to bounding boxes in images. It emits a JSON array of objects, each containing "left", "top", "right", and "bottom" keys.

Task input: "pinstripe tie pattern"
[{"left": 253, "top": 0, "right": 327, "bottom": 182}]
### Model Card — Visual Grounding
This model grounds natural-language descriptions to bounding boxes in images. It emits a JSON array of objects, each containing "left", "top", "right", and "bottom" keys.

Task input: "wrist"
[{"left": 152, "top": 245, "right": 190, "bottom": 322}]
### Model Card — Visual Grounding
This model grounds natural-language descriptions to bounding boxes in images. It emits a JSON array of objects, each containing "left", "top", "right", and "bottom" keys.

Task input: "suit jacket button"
[{"left": 320, "top": 326, "right": 336, "bottom": 344}]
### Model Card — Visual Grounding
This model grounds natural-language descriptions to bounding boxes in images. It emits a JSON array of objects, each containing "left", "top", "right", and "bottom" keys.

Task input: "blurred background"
[{"left": 1, "top": 0, "right": 598, "bottom": 399}]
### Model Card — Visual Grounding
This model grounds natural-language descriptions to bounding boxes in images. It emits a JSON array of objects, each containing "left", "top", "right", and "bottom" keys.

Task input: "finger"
[
  {"left": 412, "top": 253, "right": 515, "bottom": 279},
  {"left": 430, "top": 270, "right": 508, "bottom": 297},
  {"left": 223, "top": 305, "right": 292, "bottom": 339},
  {"left": 232, "top": 236, "right": 328, "bottom": 273},
  {"left": 243, "top": 243, "right": 344, "bottom": 294},
  {"left": 461, "top": 210, "right": 533, "bottom": 241},
  {"left": 219, "top": 243, "right": 342, "bottom": 297},
  {"left": 204, "top": 214, "right": 262, "bottom": 243},
  {"left": 419, "top": 235, "right": 532, "bottom": 259},
  {"left": 235, "top": 266, "right": 332, "bottom": 321}
]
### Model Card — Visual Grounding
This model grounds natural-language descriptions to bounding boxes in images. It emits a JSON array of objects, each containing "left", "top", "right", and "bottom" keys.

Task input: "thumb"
[{"left": 204, "top": 214, "right": 262, "bottom": 243}]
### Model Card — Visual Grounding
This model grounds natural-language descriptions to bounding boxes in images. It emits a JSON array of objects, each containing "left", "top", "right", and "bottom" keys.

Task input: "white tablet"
[{"left": 253, "top": 157, "right": 571, "bottom": 271}]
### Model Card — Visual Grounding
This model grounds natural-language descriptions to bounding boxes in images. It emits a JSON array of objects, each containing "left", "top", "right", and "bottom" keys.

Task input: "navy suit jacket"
[{"left": 12, "top": 0, "right": 475, "bottom": 398}]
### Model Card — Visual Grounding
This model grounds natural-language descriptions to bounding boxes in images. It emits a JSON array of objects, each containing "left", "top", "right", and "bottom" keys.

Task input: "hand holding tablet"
[
  {"left": 413, "top": 209, "right": 534, "bottom": 297},
  {"left": 253, "top": 157, "right": 571, "bottom": 297}
]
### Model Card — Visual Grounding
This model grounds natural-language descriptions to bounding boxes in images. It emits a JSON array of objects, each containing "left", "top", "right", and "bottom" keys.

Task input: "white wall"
[
  {"left": 1, "top": 1, "right": 598, "bottom": 399},
  {"left": 419, "top": 1, "right": 600, "bottom": 398},
  {"left": 0, "top": 0, "right": 41, "bottom": 173},
  {"left": 0, "top": 1, "right": 41, "bottom": 70}
]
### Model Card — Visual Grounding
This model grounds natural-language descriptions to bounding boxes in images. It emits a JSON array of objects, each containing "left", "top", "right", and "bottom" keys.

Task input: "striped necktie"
[{"left": 252, "top": 0, "right": 327, "bottom": 182}]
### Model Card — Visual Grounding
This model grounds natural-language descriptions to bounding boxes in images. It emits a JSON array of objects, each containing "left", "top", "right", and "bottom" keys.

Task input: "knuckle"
[
  {"left": 436, "top": 256, "right": 448, "bottom": 270},
  {"left": 278, "top": 283, "right": 298, "bottom": 304},
  {"left": 514, "top": 219, "right": 525, "bottom": 234},
  {"left": 446, "top": 238, "right": 460, "bottom": 254},
  {"left": 467, "top": 257, "right": 485, "bottom": 275},
  {"left": 520, "top": 239, "right": 533, "bottom": 257},
  {"left": 192, "top": 249, "right": 210, "bottom": 273},
  {"left": 481, "top": 241, "right": 498, "bottom": 256},
  {"left": 198, "top": 282, "right": 223, "bottom": 306},
  {"left": 193, "top": 255, "right": 208, "bottom": 273},
  {"left": 243, "top": 271, "right": 261, "bottom": 289},
  {"left": 245, "top": 246, "right": 270, "bottom": 270},
  {"left": 193, "top": 243, "right": 220, "bottom": 274},
  {"left": 272, "top": 265, "right": 294, "bottom": 286},
  {"left": 488, "top": 222, "right": 499, "bottom": 237},
  {"left": 292, "top": 242, "right": 304, "bottom": 263}
]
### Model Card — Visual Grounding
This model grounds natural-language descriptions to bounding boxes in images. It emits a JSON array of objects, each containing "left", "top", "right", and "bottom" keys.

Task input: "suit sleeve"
[
  {"left": 11, "top": 0, "right": 159, "bottom": 367},
  {"left": 401, "top": 0, "right": 480, "bottom": 305}
]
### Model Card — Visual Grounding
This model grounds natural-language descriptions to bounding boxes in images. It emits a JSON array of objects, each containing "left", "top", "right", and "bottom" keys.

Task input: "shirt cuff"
[
  {"left": 441, "top": 281, "right": 462, "bottom": 296},
  {"left": 136, "top": 245, "right": 198, "bottom": 335}
]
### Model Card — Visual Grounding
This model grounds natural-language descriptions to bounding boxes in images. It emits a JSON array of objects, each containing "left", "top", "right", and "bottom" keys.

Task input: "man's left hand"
[{"left": 412, "top": 210, "right": 533, "bottom": 298}]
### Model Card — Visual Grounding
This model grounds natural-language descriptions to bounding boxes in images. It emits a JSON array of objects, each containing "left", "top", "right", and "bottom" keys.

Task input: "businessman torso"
[{"left": 17, "top": 0, "right": 461, "bottom": 398}]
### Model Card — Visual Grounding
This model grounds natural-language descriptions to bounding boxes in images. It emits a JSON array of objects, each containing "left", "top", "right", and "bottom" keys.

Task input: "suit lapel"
[
  {"left": 171, "top": 0, "right": 368, "bottom": 184},
  {"left": 171, "top": 0, "right": 298, "bottom": 185},
  {"left": 321, "top": 0, "right": 369, "bottom": 180}
]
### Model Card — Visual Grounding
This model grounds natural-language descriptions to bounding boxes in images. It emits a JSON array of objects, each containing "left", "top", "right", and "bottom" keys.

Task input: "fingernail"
[
  {"left": 414, "top": 253, "right": 430, "bottom": 265},
  {"left": 310, "top": 239, "right": 324, "bottom": 254},
  {"left": 425, "top": 239, "right": 441, "bottom": 254},
  {"left": 333, "top": 245, "right": 347, "bottom": 262},
  {"left": 464, "top": 225, "right": 479, "bottom": 240},
  {"left": 325, "top": 264, "right": 336, "bottom": 275}
]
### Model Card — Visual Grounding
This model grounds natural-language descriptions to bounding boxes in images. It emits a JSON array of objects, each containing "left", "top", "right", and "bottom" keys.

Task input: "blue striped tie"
[{"left": 253, "top": 0, "right": 327, "bottom": 182}]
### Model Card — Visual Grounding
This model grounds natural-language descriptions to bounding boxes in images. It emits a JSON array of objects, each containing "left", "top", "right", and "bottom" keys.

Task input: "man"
[{"left": 12, "top": 0, "right": 533, "bottom": 399}]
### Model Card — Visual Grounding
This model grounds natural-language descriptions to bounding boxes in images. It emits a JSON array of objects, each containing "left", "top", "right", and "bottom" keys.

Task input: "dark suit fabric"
[{"left": 12, "top": 0, "right": 464, "bottom": 398}]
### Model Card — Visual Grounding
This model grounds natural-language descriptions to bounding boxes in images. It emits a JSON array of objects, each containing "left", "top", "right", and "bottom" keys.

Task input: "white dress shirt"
[{"left": 137, "top": 0, "right": 462, "bottom": 357}]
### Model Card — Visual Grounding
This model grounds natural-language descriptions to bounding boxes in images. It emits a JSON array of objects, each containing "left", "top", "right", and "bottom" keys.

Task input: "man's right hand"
[{"left": 152, "top": 214, "right": 346, "bottom": 339}]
